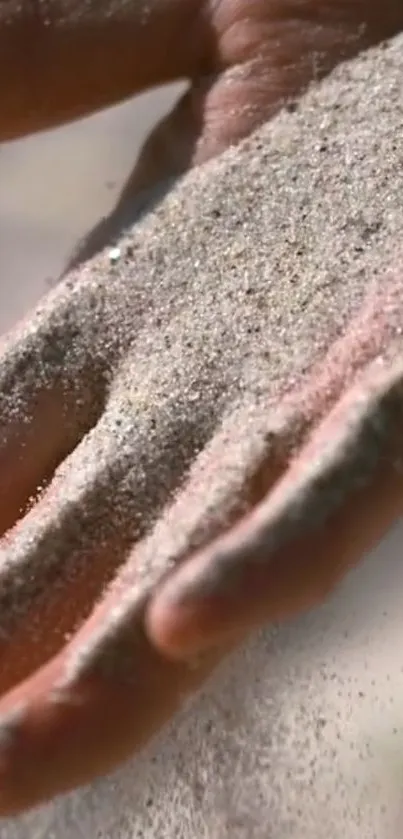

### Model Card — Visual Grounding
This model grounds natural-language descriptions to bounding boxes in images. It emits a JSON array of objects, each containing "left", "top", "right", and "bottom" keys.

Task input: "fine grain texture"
[{"left": 2, "top": 31, "right": 403, "bottom": 834}]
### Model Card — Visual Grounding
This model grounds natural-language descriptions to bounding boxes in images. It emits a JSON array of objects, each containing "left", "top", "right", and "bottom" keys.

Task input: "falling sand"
[{"left": 2, "top": 31, "right": 403, "bottom": 838}]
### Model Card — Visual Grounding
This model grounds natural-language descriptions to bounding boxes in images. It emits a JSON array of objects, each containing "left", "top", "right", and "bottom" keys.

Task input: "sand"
[{"left": 2, "top": 31, "right": 403, "bottom": 839}]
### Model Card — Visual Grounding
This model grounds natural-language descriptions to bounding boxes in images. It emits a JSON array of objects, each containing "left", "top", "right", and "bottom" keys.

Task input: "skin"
[
  {"left": 0, "top": 0, "right": 403, "bottom": 816},
  {"left": 2, "top": 0, "right": 403, "bottom": 262}
]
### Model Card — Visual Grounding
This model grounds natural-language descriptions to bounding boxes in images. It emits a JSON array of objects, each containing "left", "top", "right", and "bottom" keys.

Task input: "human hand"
[
  {"left": 2, "top": 0, "right": 402, "bottom": 267},
  {"left": 0, "top": 0, "right": 403, "bottom": 817}
]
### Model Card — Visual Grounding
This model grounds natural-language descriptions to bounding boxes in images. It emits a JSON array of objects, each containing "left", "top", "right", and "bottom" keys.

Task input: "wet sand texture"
[{"left": 2, "top": 32, "right": 403, "bottom": 837}]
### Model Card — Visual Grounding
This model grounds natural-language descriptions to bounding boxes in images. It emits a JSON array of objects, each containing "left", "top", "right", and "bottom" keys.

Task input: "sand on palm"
[{"left": 2, "top": 32, "right": 403, "bottom": 839}]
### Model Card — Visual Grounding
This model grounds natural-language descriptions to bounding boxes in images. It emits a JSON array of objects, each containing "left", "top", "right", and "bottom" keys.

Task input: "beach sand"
[{"left": 2, "top": 33, "right": 403, "bottom": 839}]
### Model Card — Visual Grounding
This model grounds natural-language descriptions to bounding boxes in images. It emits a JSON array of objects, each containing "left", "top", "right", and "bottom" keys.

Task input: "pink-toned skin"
[{"left": 0, "top": 0, "right": 403, "bottom": 817}]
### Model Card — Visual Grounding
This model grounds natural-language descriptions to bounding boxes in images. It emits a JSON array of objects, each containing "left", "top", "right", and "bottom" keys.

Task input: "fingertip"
[
  {"left": 0, "top": 652, "right": 103, "bottom": 815},
  {"left": 146, "top": 578, "right": 232, "bottom": 661},
  {"left": 0, "top": 660, "right": 64, "bottom": 816},
  {"left": 146, "top": 588, "right": 199, "bottom": 660}
]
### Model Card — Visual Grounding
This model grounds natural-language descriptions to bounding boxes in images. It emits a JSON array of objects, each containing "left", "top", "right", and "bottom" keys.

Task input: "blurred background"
[{"left": 0, "top": 82, "right": 184, "bottom": 333}]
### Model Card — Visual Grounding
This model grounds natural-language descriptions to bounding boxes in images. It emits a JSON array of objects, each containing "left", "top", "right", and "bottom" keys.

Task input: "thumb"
[{"left": 0, "top": 0, "right": 207, "bottom": 140}]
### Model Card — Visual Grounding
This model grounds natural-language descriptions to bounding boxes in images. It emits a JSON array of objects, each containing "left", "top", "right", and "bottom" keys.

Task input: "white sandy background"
[{"left": 1, "top": 76, "right": 403, "bottom": 838}]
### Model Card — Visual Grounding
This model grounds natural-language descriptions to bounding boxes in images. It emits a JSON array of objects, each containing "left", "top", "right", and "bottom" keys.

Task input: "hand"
[
  {"left": 2, "top": 0, "right": 401, "bottom": 267},
  {"left": 0, "top": 0, "right": 402, "bottom": 817}
]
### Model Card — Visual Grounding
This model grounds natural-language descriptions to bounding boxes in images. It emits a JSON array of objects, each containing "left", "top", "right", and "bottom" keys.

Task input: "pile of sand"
[{"left": 3, "top": 31, "right": 403, "bottom": 839}]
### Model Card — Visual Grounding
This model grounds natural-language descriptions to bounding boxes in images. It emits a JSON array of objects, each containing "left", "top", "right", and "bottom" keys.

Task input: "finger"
[
  {"left": 0, "top": 606, "right": 223, "bottom": 816},
  {"left": 0, "top": 281, "right": 107, "bottom": 536},
  {"left": 0, "top": 393, "right": 238, "bottom": 814},
  {"left": 208, "top": 0, "right": 403, "bottom": 155},
  {"left": 0, "top": 397, "right": 303, "bottom": 814},
  {"left": 0, "top": 419, "right": 127, "bottom": 697},
  {"left": 3, "top": 0, "right": 403, "bottom": 142},
  {"left": 0, "top": 371, "right": 221, "bottom": 696},
  {"left": 0, "top": 0, "right": 208, "bottom": 139},
  {"left": 0, "top": 409, "right": 147, "bottom": 696},
  {"left": 147, "top": 357, "right": 403, "bottom": 658}
]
